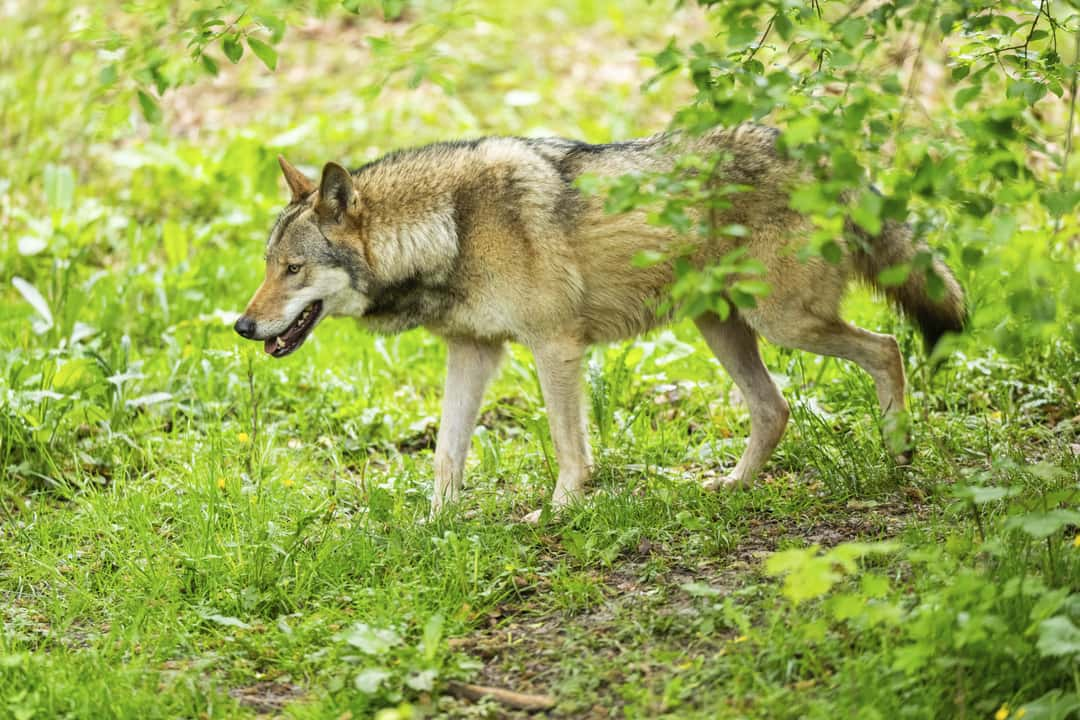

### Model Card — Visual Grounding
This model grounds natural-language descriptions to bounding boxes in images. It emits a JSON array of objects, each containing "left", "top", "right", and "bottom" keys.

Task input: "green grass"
[{"left": 2, "top": 1, "right": 1079, "bottom": 718}]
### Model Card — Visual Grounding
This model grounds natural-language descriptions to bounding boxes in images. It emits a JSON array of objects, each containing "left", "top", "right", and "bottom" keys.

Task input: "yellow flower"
[
  {"left": 1073, "top": 534, "right": 1080, "bottom": 548},
  {"left": 237, "top": 432, "right": 250, "bottom": 443},
  {"left": 990, "top": 410, "right": 1003, "bottom": 421},
  {"left": 733, "top": 635, "right": 748, "bottom": 643},
  {"left": 216, "top": 478, "right": 226, "bottom": 490},
  {"left": 1015, "top": 709, "right": 1026, "bottom": 719},
  {"left": 995, "top": 704, "right": 1010, "bottom": 720},
  {"left": 283, "top": 478, "right": 294, "bottom": 488}
]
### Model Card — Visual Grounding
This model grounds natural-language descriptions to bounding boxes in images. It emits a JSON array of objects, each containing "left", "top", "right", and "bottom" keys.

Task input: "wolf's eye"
[{"left": 287, "top": 264, "right": 302, "bottom": 274}]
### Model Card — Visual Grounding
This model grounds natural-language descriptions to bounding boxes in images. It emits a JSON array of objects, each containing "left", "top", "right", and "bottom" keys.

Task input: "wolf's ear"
[
  {"left": 315, "top": 162, "right": 359, "bottom": 222},
  {"left": 278, "top": 155, "right": 316, "bottom": 202}
]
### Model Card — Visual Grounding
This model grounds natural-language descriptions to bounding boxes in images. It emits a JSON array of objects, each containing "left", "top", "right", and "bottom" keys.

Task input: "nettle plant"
[{"left": 631, "top": 0, "right": 1080, "bottom": 348}]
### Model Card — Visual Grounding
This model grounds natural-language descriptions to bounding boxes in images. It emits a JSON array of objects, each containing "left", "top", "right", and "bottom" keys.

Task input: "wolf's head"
[{"left": 234, "top": 156, "right": 372, "bottom": 357}]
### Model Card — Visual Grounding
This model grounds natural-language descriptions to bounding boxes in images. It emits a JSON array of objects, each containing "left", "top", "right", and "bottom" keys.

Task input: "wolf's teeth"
[{"left": 275, "top": 337, "right": 285, "bottom": 349}]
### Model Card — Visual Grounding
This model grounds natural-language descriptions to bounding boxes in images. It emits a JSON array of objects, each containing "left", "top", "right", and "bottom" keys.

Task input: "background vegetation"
[{"left": 1, "top": 0, "right": 1078, "bottom": 718}]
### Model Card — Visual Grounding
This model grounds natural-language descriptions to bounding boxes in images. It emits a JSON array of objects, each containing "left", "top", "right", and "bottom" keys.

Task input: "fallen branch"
[{"left": 446, "top": 681, "right": 556, "bottom": 712}]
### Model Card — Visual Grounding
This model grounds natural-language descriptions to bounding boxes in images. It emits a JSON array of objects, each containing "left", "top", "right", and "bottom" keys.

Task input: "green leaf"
[
  {"left": 405, "top": 669, "right": 436, "bottom": 691},
  {"left": 860, "top": 572, "right": 890, "bottom": 598},
  {"left": 354, "top": 668, "right": 391, "bottom": 694},
  {"left": 954, "top": 85, "right": 981, "bottom": 109},
  {"left": 366, "top": 35, "right": 392, "bottom": 57},
  {"left": 633, "top": 250, "right": 666, "bottom": 268},
  {"left": 52, "top": 358, "right": 99, "bottom": 393},
  {"left": 247, "top": 37, "right": 277, "bottom": 71},
  {"left": 821, "top": 240, "right": 842, "bottom": 264},
  {"left": 381, "top": 0, "right": 407, "bottom": 20},
  {"left": 729, "top": 289, "right": 758, "bottom": 309},
  {"left": 1037, "top": 616, "right": 1080, "bottom": 658},
  {"left": 836, "top": 17, "right": 868, "bottom": 48},
  {"left": 223, "top": 34, "right": 243, "bottom": 63},
  {"left": 877, "top": 263, "right": 910, "bottom": 287},
  {"left": 1018, "top": 690, "right": 1080, "bottom": 720},
  {"left": 731, "top": 279, "right": 771, "bottom": 297},
  {"left": 773, "top": 13, "right": 792, "bottom": 41},
  {"left": 137, "top": 89, "right": 162, "bottom": 124},
  {"left": 99, "top": 64, "right": 118, "bottom": 86},
  {"left": 1041, "top": 189, "right": 1080, "bottom": 217},
  {"left": 785, "top": 115, "right": 819, "bottom": 146},
  {"left": 203, "top": 614, "right": 251, "bottom": 630},
  {"left": 680, "top": 293, "right": 710, "bottom": 319},
  {"left": 828, "top": 592, "right": 865, "bottom": 621},
  {"left": 765, "top": 546, "right": 844, "bottom": 604},
  {"left": 961, "top": 245, "right": 983, "bottom": 267},
  {"left": 851, "top": 190, "right": 883, "bottom": 235},
  {"left": 339, "top": 623, "right": 402, "bottom": 655},
  {"left": 12, "top": 276, "right": 53, "bottom": 332},
  {"left": 681, "top": 582, "right": 724, "bottom": 598},
  {"left": 1006, "top": 509, "right": 1080, "bottom": 540},
  {"left": 926, "top": 267, "right": 945, "bottom": 301},
  {"left": 43, "top": 163, "right": 75, "bottom": 213},
  {"left": 652, "top": 37, "right": 683, "bottom": 73},
  {"left": 880, "top": 74, "right": 903, "bottom": 95},
  {"left": 200, "top": 53, "right": 219, "bottom": 76},
  {"left": 256, "top": 13, "right": 286, "bottom": 43},
  {"left": 1007, "top": 79, "right": 1047, "bottom": 105},
  {"left": 727, "top": 17, "right": 759, "bottom": 47},
  {"left": 163, "top": 220, "right": 187, "bottom": 266},
  {"left": 951, "top": 485, "right": 1021, "bottom": 504},
  {"left": 421, "top": 613, "right": 443, "bottom": 662}
]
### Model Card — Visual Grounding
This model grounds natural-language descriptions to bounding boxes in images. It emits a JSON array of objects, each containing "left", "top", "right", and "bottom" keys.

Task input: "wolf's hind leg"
[
  {"left": 524, "top": 335, "right": 592, "bottom": 523},
  {"left": 694, "top": 312, "right": 790, "bottom": 489},
  {"left": 432, "top": 338, "right": 505, "bottom": 515},
  {"left": 750, "top": 313, "right": 911, "bottom": 464}
]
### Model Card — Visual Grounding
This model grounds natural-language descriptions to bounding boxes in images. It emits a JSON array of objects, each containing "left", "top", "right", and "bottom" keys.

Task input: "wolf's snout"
[{"left": 234, "top": 316, "right": 257, "bottom": 339}]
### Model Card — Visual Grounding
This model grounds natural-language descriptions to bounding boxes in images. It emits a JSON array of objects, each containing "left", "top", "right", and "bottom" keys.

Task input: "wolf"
[{"left": 234, "top": 125, "right": 965, "bottom": 521}]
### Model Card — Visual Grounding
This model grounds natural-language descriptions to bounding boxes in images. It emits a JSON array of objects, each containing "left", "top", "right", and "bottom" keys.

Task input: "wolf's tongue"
[{"left": 264, "top": 337, "right": 278, "bottom": 354}]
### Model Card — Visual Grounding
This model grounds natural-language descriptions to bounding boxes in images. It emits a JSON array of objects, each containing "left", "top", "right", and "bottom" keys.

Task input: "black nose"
[{"left": 234, "top": 316, "right": 256, "bottom": 339}]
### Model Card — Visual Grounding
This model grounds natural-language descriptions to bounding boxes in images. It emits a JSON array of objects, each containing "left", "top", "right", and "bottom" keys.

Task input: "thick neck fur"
[{"left": 345, "top": 158, "right": 465, "bottom": 333}]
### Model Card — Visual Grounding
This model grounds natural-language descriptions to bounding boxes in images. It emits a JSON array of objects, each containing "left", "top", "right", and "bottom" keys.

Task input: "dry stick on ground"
[{"left": 446, "top": 681, "right": 557, "bottom": 712}]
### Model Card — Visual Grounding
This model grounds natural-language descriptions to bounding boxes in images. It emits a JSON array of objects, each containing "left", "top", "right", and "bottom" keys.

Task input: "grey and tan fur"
[{"left": 235, "top": 125, "right": 965, "bottom": 521}]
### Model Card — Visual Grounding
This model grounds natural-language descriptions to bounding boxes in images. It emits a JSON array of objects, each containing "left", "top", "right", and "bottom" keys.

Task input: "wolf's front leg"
[
  {"left": 431, "top": 338, "right": 504, "bottom": 516},
  {"left": 524, "top": 336, "right": 592, "bottom": 523}
]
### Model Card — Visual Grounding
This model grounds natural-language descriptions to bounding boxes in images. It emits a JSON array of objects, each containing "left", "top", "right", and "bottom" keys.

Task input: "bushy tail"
[{"left": 850, "top": 219, "right": 966, "bottom": 353}]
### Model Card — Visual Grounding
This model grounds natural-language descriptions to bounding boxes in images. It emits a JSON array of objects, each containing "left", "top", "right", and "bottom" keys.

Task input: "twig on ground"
[{"left": 446, "top": 681, "right": 557, "bottom": 711}]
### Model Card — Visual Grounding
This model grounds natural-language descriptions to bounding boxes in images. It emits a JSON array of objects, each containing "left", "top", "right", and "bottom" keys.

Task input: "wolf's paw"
[
  {"left": 701, "top": 474, "right": 747, "bottom": 492},
  {"left": 426, "top": 503, "right": 444, "bottom": 523}
]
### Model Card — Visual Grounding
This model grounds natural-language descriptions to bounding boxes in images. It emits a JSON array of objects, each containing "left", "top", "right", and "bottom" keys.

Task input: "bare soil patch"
[{"left": 441, "top": 497, "right": 928, "bottom": 717}]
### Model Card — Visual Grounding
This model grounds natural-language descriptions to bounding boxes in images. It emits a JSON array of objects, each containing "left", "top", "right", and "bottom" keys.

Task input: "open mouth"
[{"left": 264, "top": 300, "right": 323, "bottom": 358}]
